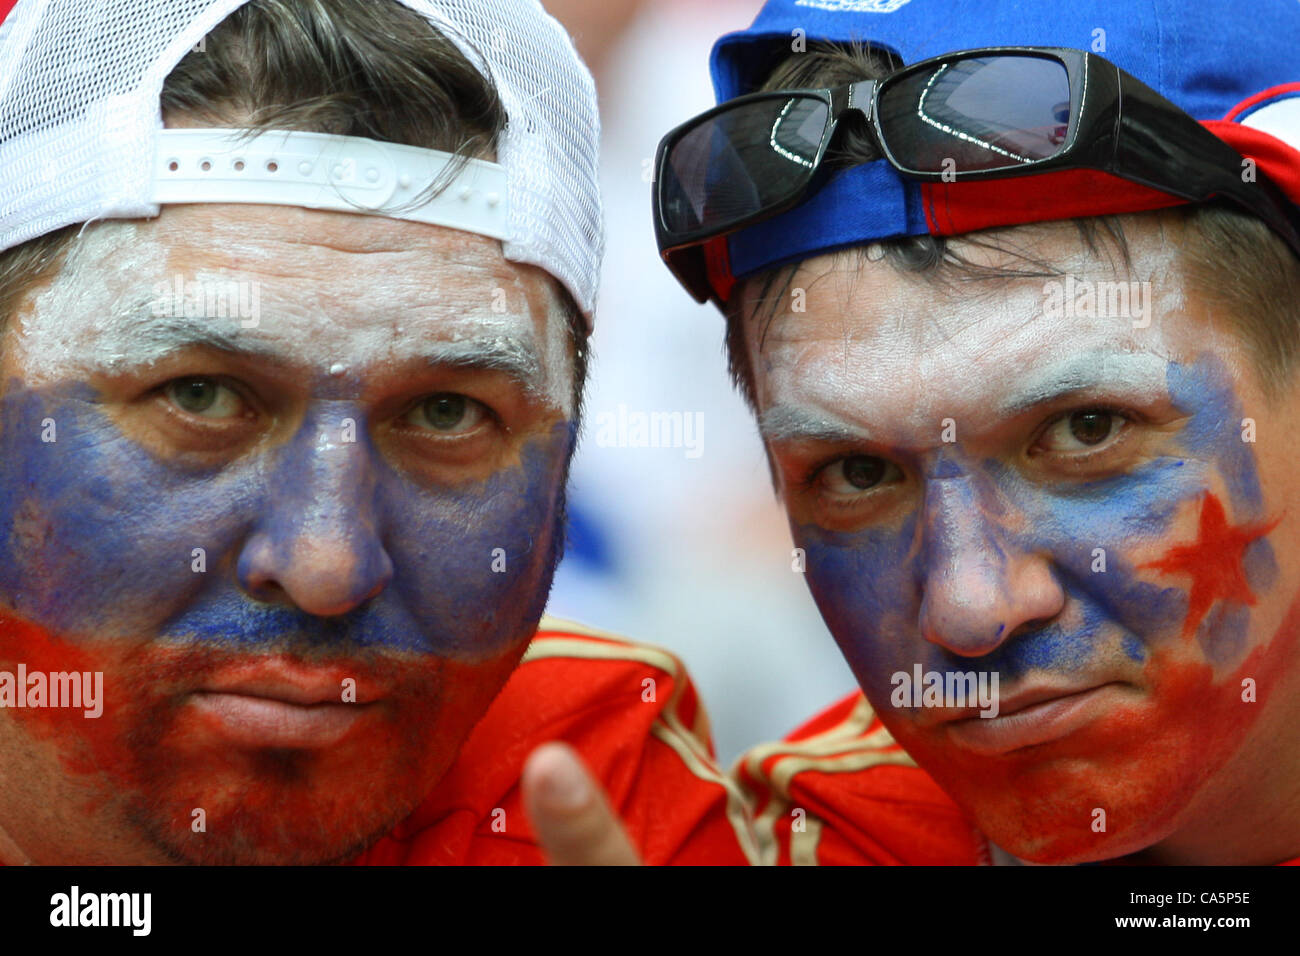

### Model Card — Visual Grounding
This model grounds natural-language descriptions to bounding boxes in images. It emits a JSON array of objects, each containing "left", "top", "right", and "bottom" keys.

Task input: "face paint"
[
  {"left": 0, "top": 381, "right": 571, "bottom": 653},
  {"left": 900, "top": 593, "right": 1299, "bottom": 863},
  {"left": 796, "top": 358, "right": 1283, "bottom": 861},
  {"left": 750, "top": 234, "right": 1298, "bottom": 864},
  {"left": 1140, "top": 493, "right": 1279, "bottom": 641},
  {"left": 800, "top": 360, "right": 1270, "bottom": 671},
  {"left": 0, "top": 206, "right": 578, "bottom": 864},
  {"left": 1, "top": 604, "right": 551, "bottom": 863}
]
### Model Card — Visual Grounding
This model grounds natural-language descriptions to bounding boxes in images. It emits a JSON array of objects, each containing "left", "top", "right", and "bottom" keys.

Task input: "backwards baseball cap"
[
  {"left": 0, "top": 0, "right": 604, "bottom": 327},
  {"left": 707, "top": 0, "right": 1300, "bottom": 284}
]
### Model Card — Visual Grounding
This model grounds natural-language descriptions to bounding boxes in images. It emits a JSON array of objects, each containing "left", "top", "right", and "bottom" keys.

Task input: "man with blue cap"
[
  {"left": 529, "top": 0, "right": 1300, "bottom": 865},
  {"left": 669, "top": 0, "right": 1300, "bottom": 866}
]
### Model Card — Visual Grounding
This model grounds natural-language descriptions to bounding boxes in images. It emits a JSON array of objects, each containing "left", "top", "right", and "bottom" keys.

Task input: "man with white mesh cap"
[{"left": 0, "top": 0, "right": 755, "bottom": 865}]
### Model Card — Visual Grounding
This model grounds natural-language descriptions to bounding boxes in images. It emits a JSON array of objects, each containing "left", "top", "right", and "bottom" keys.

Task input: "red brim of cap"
[{"left": 921, "top": 120, "right": 1300, "bottom": 238}]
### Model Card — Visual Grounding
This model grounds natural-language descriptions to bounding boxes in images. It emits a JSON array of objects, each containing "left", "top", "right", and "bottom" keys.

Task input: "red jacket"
[{"left": 350, "top": 618, "right": 757, "bottom": 865}]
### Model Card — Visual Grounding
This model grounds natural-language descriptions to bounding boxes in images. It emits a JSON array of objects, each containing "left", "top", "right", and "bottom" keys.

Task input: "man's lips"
[
  {"left": 195, "top": 655, "right": 390, "bottom": 703},
  {"left": 189, "top": 693, "right": 374, "bottom": 749},
  {"left": 185, "top": 659, "right": 387, "bottom": 749},
  {"left": 940, "top": 682, "right": 1128, "bottom": 756}
]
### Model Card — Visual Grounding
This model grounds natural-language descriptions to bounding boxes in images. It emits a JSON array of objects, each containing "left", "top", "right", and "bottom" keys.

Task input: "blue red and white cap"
[{"left": 707, "top": 0, "right": 1300, "bottom": 289}]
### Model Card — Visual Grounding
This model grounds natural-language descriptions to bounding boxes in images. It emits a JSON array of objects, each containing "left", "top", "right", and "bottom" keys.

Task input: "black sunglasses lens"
[
  {"left": 878, "top": 55, "right": 1073, "bottom": 172},
  {"left": 660, "top": 94, "right": 829, "bottom": 237}
]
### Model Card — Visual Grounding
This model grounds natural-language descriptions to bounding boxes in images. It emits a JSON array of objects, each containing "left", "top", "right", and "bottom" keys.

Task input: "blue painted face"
[{"left": 0, "top": 380, "right": 573, "bottom": 659}]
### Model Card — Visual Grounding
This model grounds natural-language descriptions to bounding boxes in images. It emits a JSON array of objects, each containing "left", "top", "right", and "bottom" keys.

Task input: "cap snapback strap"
[{"left": 152, "top": 127, "right": 510, "bottom": 239}]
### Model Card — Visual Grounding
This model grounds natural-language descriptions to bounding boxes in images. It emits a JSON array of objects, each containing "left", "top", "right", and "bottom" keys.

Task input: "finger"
[{"left": 521, "top": 741, "right": 641, "bottom": 866}]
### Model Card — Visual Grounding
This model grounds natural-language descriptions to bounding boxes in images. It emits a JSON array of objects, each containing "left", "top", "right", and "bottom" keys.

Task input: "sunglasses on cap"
[{"left": 653, "top": 46, "right": 1300, "bottom": 304}]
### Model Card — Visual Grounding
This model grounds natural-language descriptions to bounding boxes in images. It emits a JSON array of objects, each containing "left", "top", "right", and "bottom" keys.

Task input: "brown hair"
[
  {"left": 724, "top": 42, "right": 1300, "bottom": 406},
  {"left": 0, "top": 0, "right": 588, "bottom": 402}
]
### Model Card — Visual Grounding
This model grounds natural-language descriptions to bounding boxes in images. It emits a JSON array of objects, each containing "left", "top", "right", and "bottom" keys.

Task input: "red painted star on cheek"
[{"left": 1140, "top": 492, "right": 1281, "bottom": 640}]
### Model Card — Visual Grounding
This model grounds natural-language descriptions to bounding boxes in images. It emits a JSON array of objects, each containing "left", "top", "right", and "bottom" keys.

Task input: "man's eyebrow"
[
  {"left": 759, "top": 404, "right": 871, "bottom": 444},
  {"left": 412, "top": 336, "right": 546, "bottom": 392},
  {"left": 130, "top": 315, "right": 285, "bottom": 364},
  {"left": 996, "top": 351, "right": 1168, "bottom": 416}
]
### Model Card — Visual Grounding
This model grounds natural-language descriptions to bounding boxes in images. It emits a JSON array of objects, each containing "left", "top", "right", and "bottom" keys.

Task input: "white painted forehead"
[{"left": 11, "top": 220, "right": 577, "bottom": 414}]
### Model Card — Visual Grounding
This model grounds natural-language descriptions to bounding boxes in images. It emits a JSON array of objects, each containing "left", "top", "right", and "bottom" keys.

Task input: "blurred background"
[{"left": 539, "top": 0, "right": 857, "bottom": 765}]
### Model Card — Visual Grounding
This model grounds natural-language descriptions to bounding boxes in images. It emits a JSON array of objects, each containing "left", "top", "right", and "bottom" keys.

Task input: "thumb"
[{"left": 521, "top": 741, "right": 641, "bottom": 866}]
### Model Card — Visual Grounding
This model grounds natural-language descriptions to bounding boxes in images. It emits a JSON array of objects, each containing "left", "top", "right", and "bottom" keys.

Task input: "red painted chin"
[
  {"left": 0, "top": 611, "right": 520, "bottom": 864},
  {"left": 885, "top": 596, "right": 1300, "bottom": 864}
]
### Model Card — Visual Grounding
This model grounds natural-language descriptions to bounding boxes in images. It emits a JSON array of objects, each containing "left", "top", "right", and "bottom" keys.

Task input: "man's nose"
[
  {"left": 237, "top": 408, "right": 394, "bottom": 617},
  {"left": 917, "top": 474, "right": 1064, "bottom": 657}
]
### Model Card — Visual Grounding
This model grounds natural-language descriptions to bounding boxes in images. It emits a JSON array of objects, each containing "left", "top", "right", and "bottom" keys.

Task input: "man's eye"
[
  {"left": 405, "top": 394, "right": 488, "bottom": 434},
  {"left": 1038, "top": 409, "right": 1125, "bottom": 453},
  {"left": 165, "top": 379, "right": 245, "bottom": 419},
  {"left": 818, "top": 455, "right": 898, "bottom": 495}
]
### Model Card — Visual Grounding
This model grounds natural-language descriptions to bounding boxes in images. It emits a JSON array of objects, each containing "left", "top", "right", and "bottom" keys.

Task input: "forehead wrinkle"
[
  {"left": 762, "top": 312, "right": 1170, "bottom": 445},
  {"left": 765, "top": 273, "right": 1042, "bottom": 364}
]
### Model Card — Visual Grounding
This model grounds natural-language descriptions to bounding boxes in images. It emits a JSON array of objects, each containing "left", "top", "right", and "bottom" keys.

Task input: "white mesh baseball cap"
[{"left": 0, "top": 0, "right": 604, "bottom": 327}]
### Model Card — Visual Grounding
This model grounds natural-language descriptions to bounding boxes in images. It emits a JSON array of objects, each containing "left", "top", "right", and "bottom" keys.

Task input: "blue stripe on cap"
[{"left": 727, "top": 159, "right": 928, "bottom": 278}]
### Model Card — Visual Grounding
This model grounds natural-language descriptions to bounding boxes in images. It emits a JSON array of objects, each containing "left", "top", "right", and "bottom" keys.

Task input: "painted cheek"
[
  {"left": 0, "top": 381, "right": 263, "bottom": 640},
  {"left": 1003, "top": 354, "right": 1280, "bottom": 672},
  {"left": 952, "top": 354, "right": 1275, "bottom": 675},
  {"left": 796, "top": 516, "right": 921, "bottom": 705},
  {"left": 372, "top": 418, "right": 575, "bottom": 657},
  {"left": 1156, "top": 356, "right": 1279, "bottom": 662},
  {"left": 1168, "top": 357, "right": 1265, "bottom": 513},
  {"left": 979, "top": 454, "right": 1197, "bottom": 675}
]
